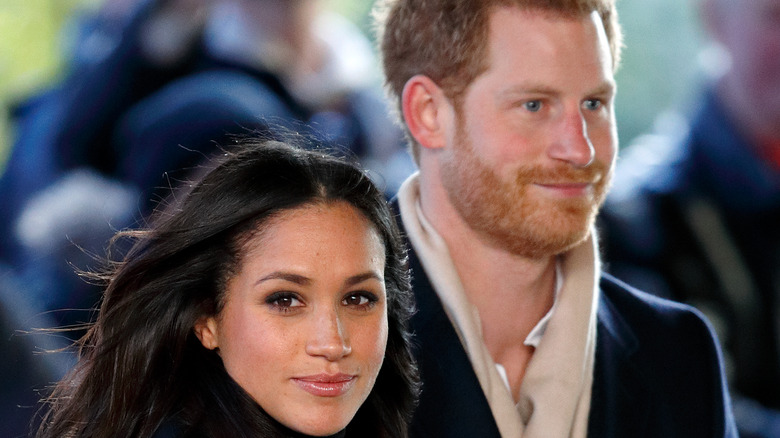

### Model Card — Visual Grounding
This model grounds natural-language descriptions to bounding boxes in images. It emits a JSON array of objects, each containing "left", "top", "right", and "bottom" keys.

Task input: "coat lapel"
[
  {"left": 588, "top": 280, "right": 653, "bottom": 437},
  {"left": 406, "top": 240, "right": 503, "bottom": 437}
]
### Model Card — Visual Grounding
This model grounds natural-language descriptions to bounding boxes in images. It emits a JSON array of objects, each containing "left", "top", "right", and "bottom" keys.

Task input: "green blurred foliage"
[
  {"left": 326, "top": 0, "right": 376, "bottom": 34},
  {"left": 0, "top": 0, "right": 99, "bottom": 170}
]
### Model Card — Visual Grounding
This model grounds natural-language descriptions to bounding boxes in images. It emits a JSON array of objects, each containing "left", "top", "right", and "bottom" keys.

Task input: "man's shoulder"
[
  {"left": 599, "top": 273, "right": 707, "bottom": 321},
  {"left": 590, "top": 273, "right": 737, "bottom": 438},
  {"left": 596, "top": 273, "right": 721, "bottom": 353}
]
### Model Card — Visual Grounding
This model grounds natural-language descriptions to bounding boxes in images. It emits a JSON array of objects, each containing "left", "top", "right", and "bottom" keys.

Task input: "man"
[
  {"left": 599, "top": 0, "right": 780, "bottom": 436},
  {"left": 374, "top": 0, "right": 738, "bottom": 436}
]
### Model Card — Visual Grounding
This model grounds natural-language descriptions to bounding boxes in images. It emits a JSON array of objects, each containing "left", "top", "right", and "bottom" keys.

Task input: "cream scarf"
[{"left": 398, "top": 173, "right": 599, "bottom": 438}]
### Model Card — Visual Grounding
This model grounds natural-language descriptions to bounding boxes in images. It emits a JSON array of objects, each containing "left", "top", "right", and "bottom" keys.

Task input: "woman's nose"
[{"left": 305, "top": 309, "right": 352, "bottom": 361}]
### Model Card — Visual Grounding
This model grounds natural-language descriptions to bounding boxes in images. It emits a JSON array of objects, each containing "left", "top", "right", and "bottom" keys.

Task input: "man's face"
[{"left": 439, "top": 8, "right": 617, "bottom": 258}]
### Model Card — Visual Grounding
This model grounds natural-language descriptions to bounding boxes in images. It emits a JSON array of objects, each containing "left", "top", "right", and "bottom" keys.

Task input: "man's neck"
[
  {"left": 419, "top": 172, "right": 559, "bottom": 313},
  {"left": 419, "top": 174, "right": 558, "bottom": 400}
]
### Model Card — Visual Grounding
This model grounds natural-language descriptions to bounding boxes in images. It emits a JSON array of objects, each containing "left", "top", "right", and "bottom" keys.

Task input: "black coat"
[
  {"left": 599, "top": 89, "right": 780, "bottom": 437},
  {"left": 403, "top": 234, "right": 738, "bottom": 437}
]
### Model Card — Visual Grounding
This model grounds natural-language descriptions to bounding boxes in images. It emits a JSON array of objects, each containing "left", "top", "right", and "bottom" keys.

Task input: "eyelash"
[
  {"left": 264, "top": 291, "right": 379, "bottom": 313},
  {"left": 265, "top": 292, "right": 302, "bottom": 313},
  {"left": 342, "top": 291, "right": 379, "bottom": 310},
  {"left": 519, "top": 98, "right": 607, "bottom": 113},
  {"left": 523, "top": 100, "right": 542, "bottom": 112}
]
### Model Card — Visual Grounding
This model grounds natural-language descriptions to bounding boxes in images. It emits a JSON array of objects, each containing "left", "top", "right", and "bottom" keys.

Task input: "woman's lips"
[{"left": 292, "top": 374, "right": 357, "bottom": 397}]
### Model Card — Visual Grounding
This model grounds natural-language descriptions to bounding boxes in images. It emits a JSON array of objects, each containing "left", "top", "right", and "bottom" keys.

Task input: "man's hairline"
[{"left": 402, "top": 5, "right": 617, "bottom": 164}]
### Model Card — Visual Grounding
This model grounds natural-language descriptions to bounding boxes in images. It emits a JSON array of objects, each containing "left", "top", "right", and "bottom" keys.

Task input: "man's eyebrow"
[
  {"left": 498, "top": 80, "right": 616, "bottom": 98},
  {"left": 588, "top": 81, "right": 616, "bottom": 96},
  {"left": 499, "top": 83, "right": 560, "bottom": 97}
]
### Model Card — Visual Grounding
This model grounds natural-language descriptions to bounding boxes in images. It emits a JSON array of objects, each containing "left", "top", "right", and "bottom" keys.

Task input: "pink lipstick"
[{"left": 293, "top": 374, "right": 356, "bottom": 397}]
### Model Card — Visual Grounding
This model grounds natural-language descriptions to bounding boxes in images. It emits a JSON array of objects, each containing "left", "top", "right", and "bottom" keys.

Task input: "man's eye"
[
  {"left": 584, "top": 99, "right": 602, "bottom": 111},
  {"left": 523, "top": 100, "right": 543, "bottom": 112}
]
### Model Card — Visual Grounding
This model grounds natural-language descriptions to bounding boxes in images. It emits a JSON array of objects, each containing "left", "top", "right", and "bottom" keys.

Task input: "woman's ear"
[
  {"left": 194, "top": 316, "right": 219, "bottom": 350},
  {"left": 401, "top": 74, "right": 453, "bottom": 151}
]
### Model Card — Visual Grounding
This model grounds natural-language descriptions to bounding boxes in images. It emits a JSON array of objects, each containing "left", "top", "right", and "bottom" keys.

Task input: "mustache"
[{"left": 512, "top": 160, "right": 609, "bottom": 185}]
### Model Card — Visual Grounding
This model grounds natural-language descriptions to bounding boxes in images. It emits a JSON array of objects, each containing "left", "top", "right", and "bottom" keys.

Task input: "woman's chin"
[{"left": 291, "top": 423, "right": 347, "bottom": 437}]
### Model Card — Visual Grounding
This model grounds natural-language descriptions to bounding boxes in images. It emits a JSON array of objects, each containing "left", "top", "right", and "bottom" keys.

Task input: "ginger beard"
[{"left": 440, "top": 124, "right": 612, "bottom": 259}]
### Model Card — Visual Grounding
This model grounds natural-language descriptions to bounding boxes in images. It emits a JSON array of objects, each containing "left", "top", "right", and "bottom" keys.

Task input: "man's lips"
[
  {"left": 292, "top": 373, "right": 357, "bottom": 397},
  {"left": 534, "top": 182, "right": 594, "bottom": 197}
]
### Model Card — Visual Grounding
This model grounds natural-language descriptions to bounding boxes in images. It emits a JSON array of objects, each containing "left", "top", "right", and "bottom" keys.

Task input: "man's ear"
[
  {"left": 194, "top": 316, "right": 219, "bottom": 350},
  {"left": 401, "top": 75, "right": 453, "bottom": 151}
]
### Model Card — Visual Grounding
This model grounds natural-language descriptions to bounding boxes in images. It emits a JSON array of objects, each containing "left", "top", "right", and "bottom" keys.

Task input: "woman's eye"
[
  {"left": 266, "top": 292, "right": 303, "bottom": 311},
  {"left": 342, "top": 292, "right": 377, "bottom": 309},
  {"left": 523, "top": 100, "right": 543, "bottom": 112}
]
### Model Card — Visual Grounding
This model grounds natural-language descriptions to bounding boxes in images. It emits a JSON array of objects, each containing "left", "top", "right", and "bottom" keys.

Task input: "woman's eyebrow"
[
  {"left": 344, "top": 272, "right": 383, "bottom": 287},
  {"left": 254, "top": 271, "right": 382, "bottom": 287},
  {"left": 255, "top": 272, "right": 311, "bottom": 286}
]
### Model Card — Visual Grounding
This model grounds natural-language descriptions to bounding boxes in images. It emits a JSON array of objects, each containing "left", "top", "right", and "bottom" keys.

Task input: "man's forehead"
[
  {"left": 484, "top": 9, "right": 611, "bottom": 65},
  {"left": 486, "top": 6, "right": 603, "bottom": 31}
]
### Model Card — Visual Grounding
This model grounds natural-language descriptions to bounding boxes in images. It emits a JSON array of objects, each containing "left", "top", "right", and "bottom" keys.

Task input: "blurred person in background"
[
  {"left": 599, "top": 0, "right": 780, "bottom": 436},
  {"left": 0, "top": 0, "right": 411, "bottom": 333},
  {"left": 1, "top": 266, "right": 74, "bottom": 438}
]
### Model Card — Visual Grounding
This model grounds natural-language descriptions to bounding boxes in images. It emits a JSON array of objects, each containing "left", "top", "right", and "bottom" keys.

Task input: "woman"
[{"left": 35, "top": 137, "right": 419, "bottom": 437}]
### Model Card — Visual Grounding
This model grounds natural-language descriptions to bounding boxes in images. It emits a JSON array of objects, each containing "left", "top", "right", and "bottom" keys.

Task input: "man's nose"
[
  {"left": 305, "top": 308, "right": 352, "bottom": 361},
  {"left": 548, "top": 110, "right": 595, "bottom": 167}
]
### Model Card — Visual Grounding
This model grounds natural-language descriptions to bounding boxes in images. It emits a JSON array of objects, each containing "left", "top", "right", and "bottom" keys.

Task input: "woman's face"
[{"left": 195, "top": 201, "right": 388, "bottom": 436}]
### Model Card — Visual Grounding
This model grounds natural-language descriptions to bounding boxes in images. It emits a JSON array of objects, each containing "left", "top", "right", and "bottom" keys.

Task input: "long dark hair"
[{"left": 35, "top": 136, "right": 419, "bottom": 438}]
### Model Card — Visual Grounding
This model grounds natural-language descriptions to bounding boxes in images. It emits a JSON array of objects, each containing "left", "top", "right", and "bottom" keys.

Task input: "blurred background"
[
  {"left": 0, "top": 0, "right": 707, "bottom": 170},
  {"left": 7, "top": 1, "right": 778, "bottom": 438}
]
